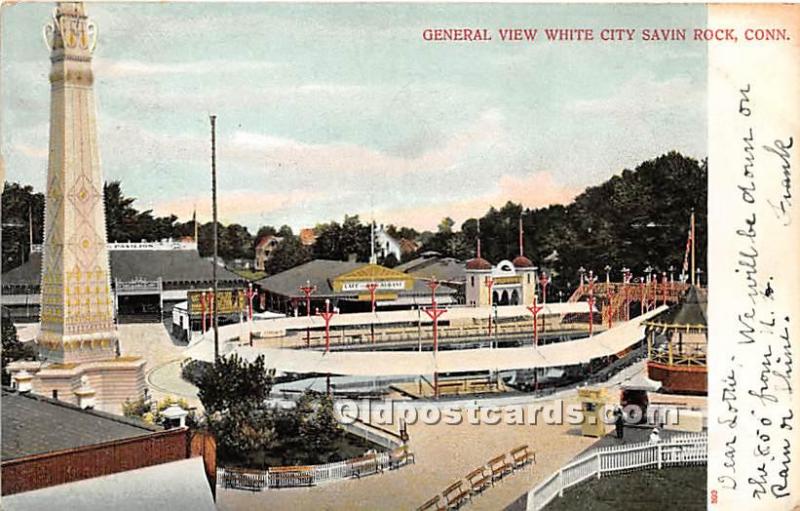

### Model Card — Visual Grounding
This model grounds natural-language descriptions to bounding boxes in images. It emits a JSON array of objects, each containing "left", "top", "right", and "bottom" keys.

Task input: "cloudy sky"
[{"left": 1, "top": 2, "right": 707, "bottom": 232}]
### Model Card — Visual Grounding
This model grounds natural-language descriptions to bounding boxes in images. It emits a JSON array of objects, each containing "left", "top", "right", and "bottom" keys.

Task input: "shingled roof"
[
  {"left": 1, "top": 388, "right": 160, "bottom": 461},
  {"left": 2, "top": 250, "right": 244, "bottom": 290},
  {"left": 645, "top": 286, "right": 707, "bottom": 330},
  {"left": 256, "top": 259, "right": 455, "bottom": 298}
]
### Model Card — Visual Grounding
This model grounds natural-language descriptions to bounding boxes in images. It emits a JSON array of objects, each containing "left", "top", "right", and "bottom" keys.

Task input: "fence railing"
[
  {"left": 218, "top": 449, "right": 411, "bottom": 491},
  {"left": 527, "top": 432, "right": 707, "bottom": 511}
]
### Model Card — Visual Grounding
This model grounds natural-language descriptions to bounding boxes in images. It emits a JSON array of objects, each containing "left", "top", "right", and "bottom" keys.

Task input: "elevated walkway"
[{"left": 187, "top": 307, "right": 666, "bottom": 377}]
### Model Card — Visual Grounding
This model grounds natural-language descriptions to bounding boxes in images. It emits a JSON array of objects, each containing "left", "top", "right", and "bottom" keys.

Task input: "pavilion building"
[{"left": 643, "top": 286, "right": 708, "bottom": 394}]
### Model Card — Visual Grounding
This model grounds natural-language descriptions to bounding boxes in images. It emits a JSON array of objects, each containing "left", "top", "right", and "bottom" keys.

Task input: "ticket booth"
[{"left": 578, "top": 387, "right": 608, "bottom": 437}]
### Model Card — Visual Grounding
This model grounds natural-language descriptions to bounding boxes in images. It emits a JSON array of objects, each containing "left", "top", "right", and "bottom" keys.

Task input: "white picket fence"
[
  {"left": 217, "top": 451, "right": 399, "bottom": 490},
  {"left": 527, "top": 432, "right": 707, "bottom": 511}
]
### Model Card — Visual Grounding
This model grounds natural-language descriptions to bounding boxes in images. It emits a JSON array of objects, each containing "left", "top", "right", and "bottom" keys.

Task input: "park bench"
[
  {"left": 437, "top": 381, "right": 464, "bottom": 395},
  {"left": 268, "top": 465, "right": 315, "bottom": 488},
  {"left": 510, "top": 444, "right": 535, "bottom": 468},
  {"left": 417, "top": 495, "right": 446, "bottom": 511},
  {"left": 467, "top": 378, "right": 493, "bottom": 393},
  {"left": 442, "top": 480, "right": 470, "bottom": 509},
  {"left": 389, "top": 444, "right": 415, "bottom": 469},
  {"left": 466, "top": 466, "right": 491, "bottom": 495},
  {"left": 488, "top": 454, "right": 513, "bottom": 483}
]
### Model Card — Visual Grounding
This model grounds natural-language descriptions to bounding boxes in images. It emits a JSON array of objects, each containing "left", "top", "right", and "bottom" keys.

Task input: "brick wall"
[{"left": 1, "top": 427, "right": 190, "bottom": 495}]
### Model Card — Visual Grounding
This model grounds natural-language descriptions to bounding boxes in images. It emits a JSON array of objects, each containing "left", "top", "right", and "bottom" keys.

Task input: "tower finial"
[{"left": 519, "top": 215, "right": 524, "bottom": 257}]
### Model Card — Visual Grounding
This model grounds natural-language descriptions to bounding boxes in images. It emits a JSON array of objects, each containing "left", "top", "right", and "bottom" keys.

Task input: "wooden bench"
[
  {"left": 466, "top": 466, "right": 491, "bottom": 495},
  {"left": 436, "top": 381, "right": 464, "bottom": 395},
  {"left": 442, "top": 480, "right": 470, "bottom": 509},
  {"left": 389, "top": 444, "right": 415, "bottom": 469},
  {"left": 488, "top": 454, "right": 513, "bottom": 483},
  {"left": 417, "top": 495, "right": 446, "bottom": 511},
  {"left": 467, "top": 378, "right": 493, "bottom": 393},
  {"left": 510, "top": 444, "right": 535, "bottom": 468}
]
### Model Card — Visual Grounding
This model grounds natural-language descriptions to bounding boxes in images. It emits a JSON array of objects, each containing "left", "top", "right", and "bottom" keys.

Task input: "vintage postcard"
[{"left": 0, "top": 2, "right": 797, "bottom": 510}]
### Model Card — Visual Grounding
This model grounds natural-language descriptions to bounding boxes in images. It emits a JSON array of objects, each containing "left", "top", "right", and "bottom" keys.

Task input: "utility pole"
[{"left": 210, "top": 115, "right": 219, "bottom": 361}]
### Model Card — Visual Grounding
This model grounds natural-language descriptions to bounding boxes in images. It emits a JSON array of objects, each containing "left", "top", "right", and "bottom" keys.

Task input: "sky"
[{"left": 1, "top": 2, "right": 707, "bottom": 232}]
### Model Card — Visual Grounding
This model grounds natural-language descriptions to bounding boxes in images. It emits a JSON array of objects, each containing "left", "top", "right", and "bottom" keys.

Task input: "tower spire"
[
  {"left": 37, "top": 1, "right": 117, "bottom": 363},
  {"left": 518, "top": 215, "right": 524, "bottom": 257}
]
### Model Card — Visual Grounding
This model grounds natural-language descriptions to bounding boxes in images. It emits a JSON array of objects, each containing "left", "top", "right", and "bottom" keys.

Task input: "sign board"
[
  {"left": 188, "top": 289, "right": 245, "bottom": 315},
  {"left": 341, "top": 280, "right": 406, "bottom": 292}
]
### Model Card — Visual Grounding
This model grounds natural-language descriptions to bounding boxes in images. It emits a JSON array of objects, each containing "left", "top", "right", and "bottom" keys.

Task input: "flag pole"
[
  {"left": 690, "top": 208, "right": 696, "bottom": 286},
  {"left": 210, "top": 115, "right": 219, "bottom": 360}
]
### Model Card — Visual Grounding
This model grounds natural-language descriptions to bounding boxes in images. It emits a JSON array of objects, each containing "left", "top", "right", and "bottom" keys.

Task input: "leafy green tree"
[
  {"left": 1, "top": 311, "right": 36, "bottom": 385},
  {"left": 1, "top": 182, "right": 44, "bottom": 271},
  {"left": 265, "top": 235, "right": 311, "bottom": 275},
  {"left": 275, "top": 391, "right": 343, "bottom": 465},
  {"left": 196, "top": 354, "right": 277, "bottom": 462}
]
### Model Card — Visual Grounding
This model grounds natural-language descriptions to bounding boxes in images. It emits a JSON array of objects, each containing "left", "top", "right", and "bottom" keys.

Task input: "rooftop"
[
  {"left": 1, "top": 388, "right": 161, "bottom": 461},
  {"left": 2, "top": 250, "right": 244, "bottom": 290},
  {"left": 256, "top": 259, "right": 455, "bottom": 298}
]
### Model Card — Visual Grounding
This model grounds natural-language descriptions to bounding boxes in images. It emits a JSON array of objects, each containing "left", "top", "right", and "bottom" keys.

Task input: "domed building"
[{"left": 464, "top": 218, "right": 537, "bottom": 307}]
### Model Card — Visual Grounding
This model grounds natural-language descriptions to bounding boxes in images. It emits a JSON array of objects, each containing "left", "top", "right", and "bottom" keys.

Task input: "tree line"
[{"left": 2, "top": 150, "right": 706, "bottom": 288}]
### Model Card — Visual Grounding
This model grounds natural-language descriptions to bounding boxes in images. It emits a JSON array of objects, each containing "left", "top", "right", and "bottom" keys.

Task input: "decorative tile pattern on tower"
[{"left": 38, "top": 2, "right": 117, "bottom": 363}]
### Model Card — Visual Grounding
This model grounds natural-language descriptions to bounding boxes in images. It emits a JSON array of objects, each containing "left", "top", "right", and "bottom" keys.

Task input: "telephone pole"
[{"left": 211, "top": 115, "right": 219, "bottom": 360}]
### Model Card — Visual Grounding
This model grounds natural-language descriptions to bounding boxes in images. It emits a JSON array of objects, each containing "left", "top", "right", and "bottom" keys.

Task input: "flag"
[{"left": 682, "top": 228, "right": 692, "bottom": 274}]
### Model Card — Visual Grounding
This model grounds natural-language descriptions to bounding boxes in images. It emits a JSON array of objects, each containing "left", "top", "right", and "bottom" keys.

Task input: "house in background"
[
  {"left": 374, "top": 224, "right": 402, "bottom": 262},
  {"left": 299, "top": 228, "right": 317, "bottom": 247},
  {"left": 253, "top": 235, "right": 284, "bottom": 271}
]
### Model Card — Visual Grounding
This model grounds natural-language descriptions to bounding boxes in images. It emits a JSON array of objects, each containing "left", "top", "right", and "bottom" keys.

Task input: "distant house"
[
  {"left": 374, "top": 224, "right": 402, "bottom": 261},
  {"left": 399, "top": 238, "right": 421, "bottom": 256},
  {"left": 253, "top": 235, "right": 283, "bottom": 271},
  {"left": 299, "top": 228, "right": 317, "bottom": 247}
]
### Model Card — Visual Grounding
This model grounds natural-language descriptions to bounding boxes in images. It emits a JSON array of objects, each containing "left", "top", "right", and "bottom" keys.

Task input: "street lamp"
[
  {"left": 484, "top": 276, "right": 495, "bottom": 337},
  {"left": 317, "top": 298, "right": 336, "bottom": 353},
  {"left": 696, "top": 268, "right": 704, "bottom": 286},
  {"left": 578, "top": 266, "right": 586, "bottom": 287},
  {"left": 527, "top": 295, "right": 543, "bottom": 348},
  {"left": 299, "top": 280, "right": 316, "bottom": 347},
  {"left": 604, "top": 265, "right": 611, "bottom": 285}
]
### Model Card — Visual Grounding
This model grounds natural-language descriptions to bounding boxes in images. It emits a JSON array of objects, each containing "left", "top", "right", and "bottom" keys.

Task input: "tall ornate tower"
[
  {"left": 38, "top": 2, "right": 118, "bottom": 363},
  {"left": 8, "top": 2, "right": 145, "bottom": 414}
]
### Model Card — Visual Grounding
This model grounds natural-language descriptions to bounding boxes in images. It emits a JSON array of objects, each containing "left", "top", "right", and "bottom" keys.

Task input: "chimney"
[
  {"left": 74, "top": 376, "right": 96, "bottom": 409},
  {"left": 14, "top": 370, "right": 33, "bottom": 393}
]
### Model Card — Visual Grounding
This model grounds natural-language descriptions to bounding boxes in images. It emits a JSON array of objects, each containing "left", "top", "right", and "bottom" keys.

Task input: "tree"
[
  {"left": 1, "top": 182, "right": 44, "bottom": 271},
  {"left": 275, "top": 391, "right": 343, "bottom": 465},
  {"left": 381, "top": 253, "right": 399, "bottom": 268},
  {"left": 265, "top": 235, "right": 311, "bottom": 275},
  {"left": 1, "top": 311, "right": 36, "bottom": 385},
  {"left": 196, "top": 354, "right": 276, "bottom": 462}
]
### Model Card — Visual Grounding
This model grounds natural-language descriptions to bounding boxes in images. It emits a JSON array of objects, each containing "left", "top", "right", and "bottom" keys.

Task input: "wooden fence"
[{"left": 527, "top": 432, "right": 707, "bottom": 511}]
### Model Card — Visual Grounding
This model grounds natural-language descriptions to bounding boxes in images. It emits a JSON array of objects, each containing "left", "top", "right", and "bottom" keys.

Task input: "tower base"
[{"left": 7, "top": 357, "right": 147, "bottom": 415}]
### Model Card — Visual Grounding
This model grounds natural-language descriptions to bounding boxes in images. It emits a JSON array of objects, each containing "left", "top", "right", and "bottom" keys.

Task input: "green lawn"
[{"left": 546, "top": 466, "right": 706, "bottom": 511}]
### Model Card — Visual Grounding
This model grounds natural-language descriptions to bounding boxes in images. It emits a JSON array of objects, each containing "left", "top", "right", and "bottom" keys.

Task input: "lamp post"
[
  {"left": 661, "top": 272, "right": 668, "bottom": 306},
  {"left": 696, "top": 268, "right": 704, "bottom": 287},
  {"left": 484, "top": 276, "right": 495, "bottom": 337},
  {"left": 206, "top": 288, "right": 214, "bottom": 333},
  {"left": 245, "top": 282, "right": 255, "bottom": 321},
  {"left": 200, "top": 291, "right": 207, "bottom": 335},
  {"left": 621, "top": 267, "right": 632, "bottom": 321},
  {"left": 527, "top": 294, "right": 543, "bottom": 347},
  {"left": 578, "top": 266, "right": 586, "bottom": 288},
  {"left": 299, "top": 280, "right": 316, "bottom": 347},
  {"left": 423, "top": 279, "right": 447, "bottom": 398},
  {"left": 366, "top": 281, "right": 379, "bottom": 345},
  {"left": 317, "top": 298, "right": 336, "bottom": 353},
  {"left": 539, "top": 272, "right": 549, "bottom": 304},
  {"left": 604, "top": 265, "right": 611, "bottom": 285},
  {"left": 606, "top": 286, "right": 615, "bottom": 328}
]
